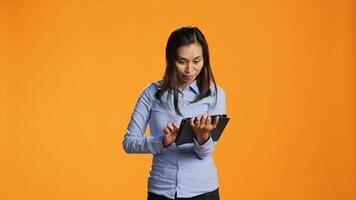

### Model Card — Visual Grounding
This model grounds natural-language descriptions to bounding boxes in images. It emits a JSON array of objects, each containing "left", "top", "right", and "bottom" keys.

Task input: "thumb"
[{"left": 212, "top": 116, "right": 219, "bottom": 128}]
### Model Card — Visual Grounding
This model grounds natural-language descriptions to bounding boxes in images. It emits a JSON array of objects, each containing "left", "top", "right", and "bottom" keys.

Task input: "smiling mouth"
[{"left": 183, "top": 74, "right": 194, "bottom": 79}]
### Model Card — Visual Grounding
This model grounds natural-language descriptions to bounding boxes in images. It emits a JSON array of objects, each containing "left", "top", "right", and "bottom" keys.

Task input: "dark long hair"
[{"left": 154, "top": 26, "right": 218, "bottom": 116}]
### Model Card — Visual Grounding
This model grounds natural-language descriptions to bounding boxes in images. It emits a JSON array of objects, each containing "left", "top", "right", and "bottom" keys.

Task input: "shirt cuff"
[
  {"left": 147, "top": 135, "right": 166, "bottom": 155},
  {"left": 193, "top": 134, "right": 214, "bottom": 152}
]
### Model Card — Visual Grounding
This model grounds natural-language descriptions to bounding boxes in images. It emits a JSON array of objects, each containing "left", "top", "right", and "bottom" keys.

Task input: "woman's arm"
[
  {"left": 122, "top": 84, "right": 166, "bottom": 155},
  {"left": 193, "top": 86, "right": 226, "bottom": 159}
]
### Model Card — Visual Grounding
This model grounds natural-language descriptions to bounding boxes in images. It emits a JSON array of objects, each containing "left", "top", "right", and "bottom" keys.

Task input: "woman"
[{"left": 123, "top": 26, "right": 226, "bottom": 200}]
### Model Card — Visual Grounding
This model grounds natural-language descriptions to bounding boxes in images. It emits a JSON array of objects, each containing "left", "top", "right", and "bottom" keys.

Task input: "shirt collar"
[{"left": 179, "top": 79, "right": 199, "bottom": 94}]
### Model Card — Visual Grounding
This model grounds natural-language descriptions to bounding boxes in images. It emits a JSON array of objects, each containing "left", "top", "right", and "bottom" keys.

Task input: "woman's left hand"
[{"left": 190, "top": 113, "right": 219, "bottom": 145}]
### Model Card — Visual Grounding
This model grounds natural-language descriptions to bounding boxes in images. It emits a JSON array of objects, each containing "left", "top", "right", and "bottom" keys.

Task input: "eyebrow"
[{"left": 177, "top": 55, "right": 202, "bottom": 61}]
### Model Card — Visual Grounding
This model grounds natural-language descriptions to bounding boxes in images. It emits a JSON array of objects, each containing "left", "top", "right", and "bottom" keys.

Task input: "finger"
[
  {"left": 163, "top": 127, "right": 170, "bottom": 135},
  {"left": 201, "top": 113, "right": 208, "bottom": 126},
  {"left": 196, "top": 115, "right": 202, "bottom": 126},
  {"left": 172, "top": 123, "right": 179, "bottom": 136},
  {"left": 173, "top": 123, "right": 179, "bottom": 130},
  {"left": 190, "top": 117, "right": 196, "bottom": 127},
  {"left": 206, "top": 114, "right": 212, "bottom": 126},
  {"left": 167, "top": 123, "right": 175, "bottom": 132},
  {"left": 212, "top": 116, "right": 220, "bottom": 128}
]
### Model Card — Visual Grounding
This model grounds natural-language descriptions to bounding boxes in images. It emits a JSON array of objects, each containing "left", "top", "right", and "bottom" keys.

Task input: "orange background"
[{"left": 1, "top": 0, "right": 355, "bottom": 199}]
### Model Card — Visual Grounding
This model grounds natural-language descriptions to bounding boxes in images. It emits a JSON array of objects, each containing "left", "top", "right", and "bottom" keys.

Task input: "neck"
[
  {"left": 178, "top": 83, "right": 188, "bottom": 90},
  {"left": 178, "top": 80, "right": 194, "bottom": 90}
]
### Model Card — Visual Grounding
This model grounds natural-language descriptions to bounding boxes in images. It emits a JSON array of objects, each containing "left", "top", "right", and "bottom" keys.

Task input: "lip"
[{"left": 183, "top": 75, "right": 195, "bottom": 80}]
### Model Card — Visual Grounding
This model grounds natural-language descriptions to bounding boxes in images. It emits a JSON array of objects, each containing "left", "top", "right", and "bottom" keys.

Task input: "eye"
[
  {"left": 178, "top": 60, "right": 186, "bottom": 64},
  {"left": 193, "top": 60, "right": 201, "bottom": 64}
]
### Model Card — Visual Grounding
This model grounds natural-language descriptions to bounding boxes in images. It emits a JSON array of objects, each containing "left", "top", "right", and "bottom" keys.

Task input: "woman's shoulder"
[
  {"left": 151, "top": 79, "right": 164, "bottom": 89},
  {"left": 139, "top": 79, "right": 163, "bottom": 96},
  {"left": 209, "top": 82, "right": 225, "bottom": 96}
]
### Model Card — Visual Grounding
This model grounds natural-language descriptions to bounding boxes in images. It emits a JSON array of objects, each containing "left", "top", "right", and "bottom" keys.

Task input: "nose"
[{"left": 185, "top": 62, "right": 193, "bottom": 73}]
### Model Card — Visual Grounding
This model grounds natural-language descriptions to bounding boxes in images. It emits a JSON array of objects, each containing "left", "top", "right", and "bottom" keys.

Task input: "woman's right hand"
[{"left": 162, "top": 122, "right": 179, "bottom": 147}]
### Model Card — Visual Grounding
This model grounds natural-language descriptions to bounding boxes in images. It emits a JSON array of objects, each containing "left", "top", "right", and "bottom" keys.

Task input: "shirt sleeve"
[
  {"left": 207, "top": 86, "right": 227, "bottom": 115},
  {"left": 193, "top": 134, "right": 215, "bottom": 159},
  {"left": 122, "top": 83, "right": 166, "bottom": 155},
  {"left": 193, "top": 86, "right": 226, "bottom": 159}
]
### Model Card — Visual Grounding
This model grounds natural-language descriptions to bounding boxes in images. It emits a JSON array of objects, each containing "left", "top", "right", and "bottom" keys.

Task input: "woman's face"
[{"left": 175, "top": 42, "right": 204, "bottom": 88}]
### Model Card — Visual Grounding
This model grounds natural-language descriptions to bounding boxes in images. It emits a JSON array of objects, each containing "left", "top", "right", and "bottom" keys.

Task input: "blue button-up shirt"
[{"left": 122, "top": 79, "right": 226, "bottom": 199}]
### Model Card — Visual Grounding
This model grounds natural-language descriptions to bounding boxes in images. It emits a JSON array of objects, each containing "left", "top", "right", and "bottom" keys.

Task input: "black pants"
[{"left": 147, "top": 188, "right": 220, "bottom": 200}]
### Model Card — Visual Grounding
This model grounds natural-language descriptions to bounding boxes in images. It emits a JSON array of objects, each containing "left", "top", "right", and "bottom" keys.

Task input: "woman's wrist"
[
  {"left": 196, "top": 132, "right": 210, "bottom": 145},
  {"left": 162, "top": 140, "right": 169, "bottom": 148}
]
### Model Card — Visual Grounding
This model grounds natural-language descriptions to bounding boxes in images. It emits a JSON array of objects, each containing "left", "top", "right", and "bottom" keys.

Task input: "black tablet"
[{"left": 175, "top": 114, "right": 230, "bottom": 145}]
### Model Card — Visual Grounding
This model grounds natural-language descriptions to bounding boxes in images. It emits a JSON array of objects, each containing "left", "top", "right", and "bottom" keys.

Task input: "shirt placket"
[{"left": 175, "top": 88, "right": 191, "bottom": 197}]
